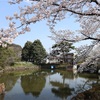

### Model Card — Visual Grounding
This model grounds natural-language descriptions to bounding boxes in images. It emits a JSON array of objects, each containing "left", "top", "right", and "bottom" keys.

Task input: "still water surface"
[{"left": 0, "top": 70, "right": 99, "bottom": 100}]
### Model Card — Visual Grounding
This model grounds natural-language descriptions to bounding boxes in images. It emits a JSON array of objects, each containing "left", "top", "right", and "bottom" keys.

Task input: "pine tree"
[
  {"left": 22, "top": 41, "right": 32, "bottom": 62},
  {"left": 31, "top": 39, "right": 47, "bottom": 64}
]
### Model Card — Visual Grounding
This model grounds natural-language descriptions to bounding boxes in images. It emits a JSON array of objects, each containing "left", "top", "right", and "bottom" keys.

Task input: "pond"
[{"left": 0, "top": 69, "right": 100, "bottom": 100}]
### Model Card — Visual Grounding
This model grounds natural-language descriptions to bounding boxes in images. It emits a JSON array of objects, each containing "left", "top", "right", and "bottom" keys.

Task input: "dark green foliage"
[
  {"left": 52, "top": 41, "right": 74, "bottom": 53},
  {"left": 0, "top": 47, "right": 13, "bottom": 67},
  {"left": 51, "top": 41, "right": 74, "bottom": 62},
  {"left": 0, "top": 44, "right": 22, "bottom": 68},
  {"left": 22, "top": 41, "right": 32, "bottom": 61},
  {"left": 31, "top": 39, "right": 47, "bottom": 64},
  {"left": 22, "top": 40, "right": 47, "bottom": 64}
]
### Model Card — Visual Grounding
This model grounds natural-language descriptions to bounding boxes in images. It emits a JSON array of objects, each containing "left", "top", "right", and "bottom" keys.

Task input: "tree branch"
[
  {"left": 62, "top": 36, "right": 100, "bottom": 43},
  {"left": 53, "top": 3, "right": 100, "bottom": 16},
  {"left": 91, "top": 0, "right": 100, "bottom": 5}
]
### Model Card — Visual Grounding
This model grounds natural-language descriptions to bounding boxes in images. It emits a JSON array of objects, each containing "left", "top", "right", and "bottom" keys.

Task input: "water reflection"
[
  {"left": 0, "top": 94, "right": 4, "bottom": 100},
  {"left": 51, "top": 81, "right": 74, "bottom": 100},
  {"left": 0, "top": 70, "right": 99, "bottom": 100},
  {"left": 0, "top": 73, "right": 19, "bottom": 91},
  {"left": 50, "top": 70, "right": 74, "bottom": 100},
  {"left": 0, "top": 73, "right": 19, "bottom": 100},
  {"left": 21, "top": 72, "right": 46, "bottom": 97}
]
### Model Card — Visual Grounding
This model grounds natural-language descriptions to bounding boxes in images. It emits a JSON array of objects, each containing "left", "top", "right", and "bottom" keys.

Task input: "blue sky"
[{"left": 0, "top": 0, "right": 88, "bottom": 53}]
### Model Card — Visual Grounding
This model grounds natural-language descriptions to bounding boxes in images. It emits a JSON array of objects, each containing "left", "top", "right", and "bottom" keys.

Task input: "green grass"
[
  {"left": 8, "top": 70, "right": 38, "bottom": 76},
  {"left": 12, "top": 61, "right": 36, "bottom": 67}
]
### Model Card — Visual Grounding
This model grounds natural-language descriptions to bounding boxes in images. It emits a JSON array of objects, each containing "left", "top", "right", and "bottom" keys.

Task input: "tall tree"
[
  {"left": 51, "top": 41, "right": 74, "bottom": 62},
  {"left": 31, "top": 39, "right": 46, "bottom": 64},
  {"left": 0, "top": 0, "right": 100, "bottom": 45},
  {"left": 22, "top": 41, "right": 32, "bottom": 62},
  {"left": 0, "top": 0, "right": 100, "bottom": 67}
]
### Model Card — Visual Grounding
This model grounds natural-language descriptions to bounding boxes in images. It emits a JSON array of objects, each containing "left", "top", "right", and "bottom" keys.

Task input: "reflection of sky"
[
  {"left": 0, "top": 1, "right": 81, "bottom": 53},
  {"left": 4, "top": 71, "right": 98, "bottom": 100}
]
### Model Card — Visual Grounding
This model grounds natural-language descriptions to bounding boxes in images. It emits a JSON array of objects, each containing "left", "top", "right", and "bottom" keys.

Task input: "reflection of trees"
[
  {"left": 72, "top": 83, "right": 100, "bottom": 100},
  {"left": 0, "top": 73, "right": 19, "bottom": 100},
  {"left": 72, "top": 73, "right": 100, "bottom": 100},
  {"left": 74, "top": 71, "right": 99, "bottom": 94},
  {"left": 76, "top": 79, "right": 99, "bottom": 92},
  {"left": 21, "top": 72, "right": 46, "bottom": 97},
  {"left": 50, "top": 70, "right": 74, "bottom": 100},
  {"left": 0, "top": 73, "right": 19, "bottom": 91},
  {"left": 58, "top": 70, "right": 74, "bottom": 79},
  {"left": 51, "top": 81, "right": 74, "bottom": 100},
  {"left": 79, "top": 73, "right": 98, "bottom": 79},
  {"left": 0, "top": 94, "right": 4, "bottom": 100},
  {"left": 75, "top": 79, "right": 92, "bottom": 93},
  {"left": 52, "top": 70, "right": 99, "bottom": 100}
]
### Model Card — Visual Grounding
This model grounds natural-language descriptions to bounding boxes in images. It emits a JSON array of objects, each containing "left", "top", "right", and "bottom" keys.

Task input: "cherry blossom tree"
[
  {"left": 0, "top": 0, "right": 100, "bottom": 68},
  {"left": 0, "top": 0, "right": 100, "bottom": 47}
]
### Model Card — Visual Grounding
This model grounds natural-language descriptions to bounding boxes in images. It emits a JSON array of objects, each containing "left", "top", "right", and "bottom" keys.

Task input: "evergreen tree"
[
  {"left": 31, "top": 39, "right": 46, "bottom": 64},
  {"left": 51, "top": 41, "right": 74, "bottom": 62},
  {"left": 22, "top": 41, "right": 32, "bottom": 62}
]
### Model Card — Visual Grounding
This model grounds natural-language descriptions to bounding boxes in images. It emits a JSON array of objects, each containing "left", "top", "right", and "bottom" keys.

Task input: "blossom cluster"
[{"left": 0, "top": 0, "right": 100, "bottom": 46}]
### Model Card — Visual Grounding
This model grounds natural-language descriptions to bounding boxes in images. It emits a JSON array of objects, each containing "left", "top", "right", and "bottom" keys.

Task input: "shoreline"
[
  {"left": 0, "top": 65, "right": 40, "bottom": 74},
  {"left": 72, "top": 85, "right": 100, "bottom": 100}
]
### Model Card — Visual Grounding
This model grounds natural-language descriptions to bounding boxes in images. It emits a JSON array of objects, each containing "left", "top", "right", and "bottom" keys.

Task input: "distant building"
[
  {"left": 63, "top": 53, "right": 74, "bottom": 65},
  {"left": 45, "top": 55, "right": 59, "bottom": 64},
  {"left": 45, "top": 53, "right": 74, "bottom": 65}
]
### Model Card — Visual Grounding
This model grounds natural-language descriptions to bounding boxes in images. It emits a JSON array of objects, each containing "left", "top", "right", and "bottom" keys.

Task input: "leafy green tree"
[
  {"left": 0, "top": 44, "right": 22, "bottom": 68},
  {"left": 31, "top": 39, "right": 46, "bottom": 64},
  {"left": 9, "top": 44, "right": 22, "bottom": 61},
  {"left": 51, "top": 41, "right": 74, "bottom": 62},
  {"left": 0, "top": 47, "right": 16, "bottom": 68},
  {"left": 22, "top": 41, "right": 32, "bottom": 62}
]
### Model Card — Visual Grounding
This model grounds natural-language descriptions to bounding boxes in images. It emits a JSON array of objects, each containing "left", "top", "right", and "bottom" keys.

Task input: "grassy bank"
[
  {"left": 12, "top": 61, "right": 37, "bottom": 67},
  {"left": 0, "top": 62, "right": 40, "bottom": 74}
]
